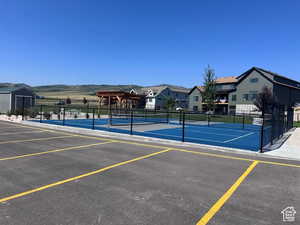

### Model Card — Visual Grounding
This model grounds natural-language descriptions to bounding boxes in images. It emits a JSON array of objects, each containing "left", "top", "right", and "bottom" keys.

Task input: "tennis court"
[
  {"left": 0, "top": 121, "right": 299, "bottom": 225},
  {"left": 34, "top": 112, "right": 269, "bottom": 151}
]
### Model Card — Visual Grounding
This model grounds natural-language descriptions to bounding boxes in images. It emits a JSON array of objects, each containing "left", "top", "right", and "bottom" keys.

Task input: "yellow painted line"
[
  {"left": 174, "top": 149, "right": 300, "bottom": 169},
  {"left": 7, "top": 122, "right": 300, "bottom": 168},
  {"left": 172, "top": 149, "right": 255, "bottom": 162},
  {"left": 258, "top": 160, "right": 300, "bottom": 168},
  {"left": 0, "top": 148, "right": 172, "bottom": 203},
  {"left": 196, "top": 161, "right": 259, "bottom": 225},
  {"left": 0, "top": 141, "right": 116, "bottom": 161},
  {"left": 80, "top": 134, "right": 166, "bottom": 149},
  {"left": 0, "top": 122, "right": 46, "bottom": 130},
  {"left": 0, "top": 130, "right": 47, "bottom": 136},
  {"left": 0, "top": 135, "right": 77, "bottom": 145}
]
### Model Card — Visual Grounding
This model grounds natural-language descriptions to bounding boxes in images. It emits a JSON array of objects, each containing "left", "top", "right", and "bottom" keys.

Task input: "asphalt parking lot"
[{"left": 0, "top": 121, "right": 299, "bottom": 225}]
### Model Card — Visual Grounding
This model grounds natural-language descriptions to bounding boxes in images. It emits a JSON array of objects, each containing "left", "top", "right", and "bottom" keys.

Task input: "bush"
[
  {"left": 30, "top": 111, "right": 38, "bottom": 118},
  {"left": 43, "top": 112, "right": 51, "bottom": 120}
]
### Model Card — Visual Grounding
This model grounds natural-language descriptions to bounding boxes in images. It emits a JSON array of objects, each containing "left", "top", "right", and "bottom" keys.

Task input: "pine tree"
[{"left": 202, "top": 65, "right": 217, "bottom": 112}]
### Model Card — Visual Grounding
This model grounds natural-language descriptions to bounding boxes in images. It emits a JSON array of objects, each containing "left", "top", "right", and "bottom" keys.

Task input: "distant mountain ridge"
[
  {"left": 0, "top": 83, "right": 189, "bottom": 97},
  {"left": 0, "top": 83, "right": 31, "bottom": 89}
]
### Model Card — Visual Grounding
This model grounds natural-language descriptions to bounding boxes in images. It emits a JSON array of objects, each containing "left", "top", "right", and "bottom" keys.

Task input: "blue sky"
[{"left": 1, "top": 0, "right": 300, "bottom": 87}]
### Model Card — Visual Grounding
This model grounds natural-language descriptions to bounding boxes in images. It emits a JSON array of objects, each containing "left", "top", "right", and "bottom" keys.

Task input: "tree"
[
  {"left": 66, "top": 97, "right": 72, "bottom": 105},
  {"left": 254, "top": 86, "right": 276, "bottom": 113},
  {"left": 202, "top": 65, "right": 217, "bottom": 112},
  {"left": 82, "top": 97, "right": 88, "bottom": 105},
  {"left": 163, "top": 96, "right": 176, "bottom": 110}
]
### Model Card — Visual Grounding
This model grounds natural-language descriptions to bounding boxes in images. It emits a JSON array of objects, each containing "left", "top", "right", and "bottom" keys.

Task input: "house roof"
[
  {"left": 255, "top": 67, "right": 300, "bottom": 84},
  {"left": 136, "top": 85, "right": 189, "bottom": 97},
  {"left": 0, "top": 87, "right": 25, "bottom": 93},
  {"left": 237, "top": 67, "right": 300, "bottom": 90},
  {"left": 216, "top": 76, "right": 238, "bottom": 84},
  {"left": 188, "top": 86, "right": 204, "bottom": 95}
]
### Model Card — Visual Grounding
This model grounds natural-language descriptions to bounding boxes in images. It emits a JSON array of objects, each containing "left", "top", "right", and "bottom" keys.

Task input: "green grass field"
[{"left": 294, "top": 121, "right": 300, "bottom": 127}]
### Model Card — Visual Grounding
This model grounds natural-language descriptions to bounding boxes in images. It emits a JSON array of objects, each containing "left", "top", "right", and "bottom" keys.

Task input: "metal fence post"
[
  {"left": 63, "top": 107, "right": 65, "bottom": 126},
  {"left": 167, "top": 110, "right": 170, "bottom": 123},
  {"left": 130, "top": 109, "right": 133, "bottom": 135},
  {"left": 22, "top": 96, "right": 25, "bottom": 120},
  {"left": 92, "top": 108, "right": 95, "bottom": 130},
  {"left": 182, "top": 111, "right": 185, "bottom": 142},
  {"left": 242, "top": 113, "right": 245, "bottom": 129},
  {"left": 207, "top": 114, "right": 211, "bottom": 127},
  {"left": 259, "top": 105, "right": 265, "bottom": 153},
  {"left": 40, "top": 105, "right": 43, "bottom": 123}
]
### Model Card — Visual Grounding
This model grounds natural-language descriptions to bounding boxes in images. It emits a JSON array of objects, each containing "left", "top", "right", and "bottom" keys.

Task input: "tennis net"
[{"left": 109, "top": 112, "right": 169, "bottom": 126}]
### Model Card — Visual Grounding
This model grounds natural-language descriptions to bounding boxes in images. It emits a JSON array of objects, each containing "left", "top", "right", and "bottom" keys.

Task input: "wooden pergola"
[{"left": 96, "top": 91, "right": 144, "bottom": 110}]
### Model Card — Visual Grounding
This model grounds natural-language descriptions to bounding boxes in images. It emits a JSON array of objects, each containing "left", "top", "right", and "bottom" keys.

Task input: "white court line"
[
  {"left": 183, "top": 129, "right": 243, "bottom": 137},
  {"left": 223, "top": 132, "right": 255, "bottom": 143},
  {"left": 0, "top": 130, "right": 46, "bottom": 136},
  {"left": 144, "top": 131, "right": 225, "bottom": 143},
  {"left": 185, "top": 125, "right": 253, "bottom": 134}
]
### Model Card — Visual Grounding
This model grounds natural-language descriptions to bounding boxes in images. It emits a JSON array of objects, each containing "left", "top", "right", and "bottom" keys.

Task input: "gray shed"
[{"left": 0, "top": 87, "right": 36, "bottom": 114}]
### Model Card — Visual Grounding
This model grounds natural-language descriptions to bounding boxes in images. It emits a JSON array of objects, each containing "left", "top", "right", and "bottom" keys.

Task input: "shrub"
[{"left": 43, "top": 112, "right": 51, "bottom": 120}]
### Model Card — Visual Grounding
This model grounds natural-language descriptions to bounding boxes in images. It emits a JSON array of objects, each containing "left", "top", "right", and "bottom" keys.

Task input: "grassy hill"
[
  {"left": 0, "top": 83, "right": 189, "bottom": 101},
  {"left": 32, "top": 84, "right": 144, "bottom": 100}
]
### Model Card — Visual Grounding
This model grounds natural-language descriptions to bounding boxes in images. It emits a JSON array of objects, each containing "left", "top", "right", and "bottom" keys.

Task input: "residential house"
[
  {"left": 133, "top": 85, "right": 189, "bottom": 110},
  {"left": 189, "top": 67, "right": 300, "bottom": 114},
  {"left": 231, "top": 67, "right": 300, "bottom": 113},
  {"left": 188, "top": 86, "right": 203, "bottom": 112},
  {"left": 189, "top": 76, "right": 237, "bottom": 114}
]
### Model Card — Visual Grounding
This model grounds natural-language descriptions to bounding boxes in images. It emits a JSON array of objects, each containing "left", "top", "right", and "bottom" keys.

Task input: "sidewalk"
[{"left": 265, "top": 128, "right": 300, "bottom": 160}]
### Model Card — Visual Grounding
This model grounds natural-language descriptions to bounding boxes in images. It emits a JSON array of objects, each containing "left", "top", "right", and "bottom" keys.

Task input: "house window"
[
  {"left": 193, "top": 106, "right": 198, "bottom": 111},
  {"left": 250, "top": 78, "right": 259, "bottom": 83},
  {"left": 251, "top": 94, "right": 257, "bottom": 100},
  {"left": 148, "top": 98, "right": 153, "bottom": 103},
  {"left": 243, "top": 94, "right": 249, "bottom": 101},
  {"left": 231, "top": 95, "right": 237, "bottom": 101},
  {"left": 250, "top": 91, "right": 258, "bottom": 100},
  {"left": 193, "top": 96, "right": 199, "bottom": 102}
]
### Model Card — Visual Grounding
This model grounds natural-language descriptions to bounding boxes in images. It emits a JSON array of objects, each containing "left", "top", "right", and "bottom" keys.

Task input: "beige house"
[{"left": 188, "top": 76, "right": 237, "bottom": 113}]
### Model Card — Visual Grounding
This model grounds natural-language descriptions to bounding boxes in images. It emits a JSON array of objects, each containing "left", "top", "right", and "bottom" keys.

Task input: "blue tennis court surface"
[{"left": 32, "top": 118, "right": 269, "bottom": 151}]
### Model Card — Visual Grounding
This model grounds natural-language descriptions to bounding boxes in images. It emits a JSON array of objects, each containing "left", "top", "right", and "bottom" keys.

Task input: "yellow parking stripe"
[
  {"left": 174, "top": 149, "right": 300, "bottom": 168},
  {"left": 0, "top": 141, "right": 115, "bottom": 161},
  {"left": 172, "top": 149, "right": 254, "bottom": 162},
  {"left": 0, "top": 148, "right": 172, "bottom": 203},
  {"left": 0, "top": 135, "right": 77, "bottom": 145},
  {"left": 196, "top": 161, "right": 259, "bottom": 225},
  {"left": 258, "top": 160, "right": 300, "bottom": 168},
  {"left": 0, "top": 130, "right": 46, "bottom": 136}
]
